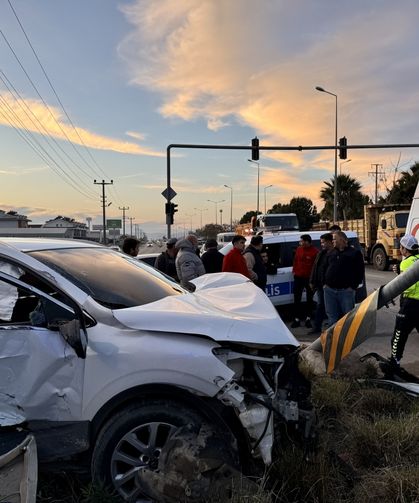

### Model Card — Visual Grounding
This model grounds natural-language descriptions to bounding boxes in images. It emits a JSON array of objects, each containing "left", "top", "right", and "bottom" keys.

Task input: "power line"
[
  {"left": 7, "top": 0, "right": 108, "bottom": 180},
  {"left": 0, "top": 98, "right": 97, "bottom": 200},
  {"left": 0, "top": 71, "right": 97, "bottom": 198},
  {"left": 0, "top": 28, "right": 107, "bottom": 185}
]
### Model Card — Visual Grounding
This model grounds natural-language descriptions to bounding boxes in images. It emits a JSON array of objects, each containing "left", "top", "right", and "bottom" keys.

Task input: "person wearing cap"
[
  {"left": 389, "top": 234, "right": 419, "bottom": 367},
  {"left": 201, "top": 239, "right": 224, "bottom": 274},
  {"left": 175, "top": 234, "right": 206, "bottom": 290},
  {"left": 154, "top": 238, "right": 179, "bottom": 281}
]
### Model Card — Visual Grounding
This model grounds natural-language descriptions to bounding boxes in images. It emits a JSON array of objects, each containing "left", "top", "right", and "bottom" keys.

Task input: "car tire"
[
  {"left": 372, "top": 247, "right": 389, "bottom": 271},
  {"left": 91, "top": 399, "right": 238, "bottom": 502}
]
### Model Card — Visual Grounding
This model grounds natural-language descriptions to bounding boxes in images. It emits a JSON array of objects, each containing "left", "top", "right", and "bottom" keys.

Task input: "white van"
[
  {"left": 216, "top": 232, "right": 236, "bottom": 247},
  {"left": 219, "top": 231, "right": 364, "bottom": 306},
  {"left": 406, "top": 181, "right": 419, "bottom": 238}
]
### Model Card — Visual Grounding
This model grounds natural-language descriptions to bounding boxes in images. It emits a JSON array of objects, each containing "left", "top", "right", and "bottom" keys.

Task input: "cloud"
[
  {"left": 0, "top": 92, "right": 164, "bottom": 157},
  {"left": 126, "top": 130, "right": 146, "bottom": 140},
  {"left": 119, "top": 0, "right": 419, "bottom": 196}
]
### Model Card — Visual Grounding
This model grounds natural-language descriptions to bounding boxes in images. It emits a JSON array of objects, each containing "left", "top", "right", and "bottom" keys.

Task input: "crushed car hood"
[{"left": 113, "top": 273, "right": 299, "bottom": 346}]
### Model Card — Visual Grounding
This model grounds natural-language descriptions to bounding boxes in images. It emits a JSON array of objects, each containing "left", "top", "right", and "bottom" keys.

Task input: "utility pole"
[
  {"left": 94, "top": 179, "right": 113, "bottom": 244},
  {"left": 119, "top": 206, "right": 129, "bottom": 236},
  {"left": 368, "top": 163, "right": 385, "bottom": 204},
  {"left": 129, "top": 216, "right": 135, "bottom": 236}
]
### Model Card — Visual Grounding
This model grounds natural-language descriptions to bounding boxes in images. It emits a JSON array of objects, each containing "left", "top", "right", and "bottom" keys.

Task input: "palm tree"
[{"left": 320, "top": 174, "right": 370, "bottom": 221}]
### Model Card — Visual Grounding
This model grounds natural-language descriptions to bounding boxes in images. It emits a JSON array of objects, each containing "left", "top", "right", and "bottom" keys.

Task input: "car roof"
[
  {"left": 0, "top": 237, "right": 104, "bottom": 253},
  {"left": 261, "top": 230, "right": 358, "bottom": 244},
  {"left": 137, "top": 252, "right": 159, "bottom": 259}
]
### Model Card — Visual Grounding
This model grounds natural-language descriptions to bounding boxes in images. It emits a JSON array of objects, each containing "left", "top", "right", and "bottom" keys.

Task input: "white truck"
[{"left": 406, "top": 181, "right": 419, "bottom": 238}]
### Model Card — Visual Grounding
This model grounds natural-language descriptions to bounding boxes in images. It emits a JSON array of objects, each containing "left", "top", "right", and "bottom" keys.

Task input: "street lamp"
[
  {"left": 315, "top": 86, "right": 338, "bottom": 222},
  {"left": 207, "top": 199, "right": 225, "bottom": 225},
  {"left": 339, "top": 158, "right": 352, "bottom": 175},
  {"left": 185, "top": 213, "right": 196, "bottom": 232},
  {"left": 194, "top": 207, "right": 208, "bottom": 229},
  {"left": 264, "top": 184, "right": 273, "bottom": 214},
  {"left": 224, "top": 184, "right": 233, "bottom": 231},
  {"left": 247, "top": 159, "right": 260, "bottom": 214}
]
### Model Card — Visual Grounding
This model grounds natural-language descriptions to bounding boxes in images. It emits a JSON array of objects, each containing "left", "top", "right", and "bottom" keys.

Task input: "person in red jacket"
[
  {"left": 291, "top": 234, "right": 319, "bottom": 328},
  {"left": 222, "top": 235, "right": 250, "bottom": 278}
]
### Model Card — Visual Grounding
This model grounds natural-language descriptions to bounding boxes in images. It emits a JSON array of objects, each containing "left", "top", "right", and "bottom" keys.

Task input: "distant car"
[
  {"left": 136, "top": 252, "right": 159, "bottom": 267},
  {"left": 146, "top": 242, "right": 153, "bottom": 247}
]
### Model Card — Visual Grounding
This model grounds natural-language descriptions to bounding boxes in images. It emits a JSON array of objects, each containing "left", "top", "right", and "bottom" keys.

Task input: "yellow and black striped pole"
[{"left": 309, "top": 260, "right": 419, "bottom": 374}]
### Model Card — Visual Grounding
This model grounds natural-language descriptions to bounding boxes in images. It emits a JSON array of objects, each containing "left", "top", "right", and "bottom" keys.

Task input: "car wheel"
[
  {"left": 372, "top": 247, "right": 389, "bottom": 271},
  {"left": 91, "top": 400, "right": 238, "bottom": 502}
]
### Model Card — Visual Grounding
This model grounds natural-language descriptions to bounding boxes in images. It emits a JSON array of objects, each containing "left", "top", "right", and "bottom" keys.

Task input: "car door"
[
  {"left": 263, "top": 237, "right": 295, "bottom": 306},
  {"left": 0, "top": 263, "right": 87, "bottom": 426}
]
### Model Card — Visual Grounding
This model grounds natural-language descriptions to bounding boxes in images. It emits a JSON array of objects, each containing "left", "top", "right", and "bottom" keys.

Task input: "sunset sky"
[{"left": 1, "top": 0, "right": 419, "bottom": 236}]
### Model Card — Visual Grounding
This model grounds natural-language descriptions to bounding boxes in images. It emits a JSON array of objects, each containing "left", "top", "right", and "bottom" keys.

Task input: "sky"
[{"left": 1, "top": 0, "right": 419, "bottom": 238}]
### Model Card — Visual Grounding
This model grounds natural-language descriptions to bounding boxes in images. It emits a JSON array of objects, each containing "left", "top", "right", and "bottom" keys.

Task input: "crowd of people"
[{"left": 122, "top": 230, "right": 419, "bottom": 367}]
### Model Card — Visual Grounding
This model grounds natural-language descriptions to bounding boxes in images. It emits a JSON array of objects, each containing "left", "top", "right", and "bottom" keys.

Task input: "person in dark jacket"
[
  {"left": 154, "top": 238, "right": 178, "bottom": 281},
  {"left": 324, "top": 231, "right": 365, "bottom": 326},
  {"left": 244, "top": 235, "right": 267, "bottom": 291},
  {"left": 201, "top": 239, "right": 224, "bottom": 273},
  {"left": 308, "top": 233, "right": 333, "bottom": 334}
]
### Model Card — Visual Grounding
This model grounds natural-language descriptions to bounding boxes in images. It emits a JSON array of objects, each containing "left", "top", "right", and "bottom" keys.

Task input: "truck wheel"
[
  {"left": 372, "top": 247, "right": 389, "bottom": 271},
  {"left": 91, "top": 400, "right": 238, "bottom": 502}
]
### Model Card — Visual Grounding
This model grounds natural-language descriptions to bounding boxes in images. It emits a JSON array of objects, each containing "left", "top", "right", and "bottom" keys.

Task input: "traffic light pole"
[{"left": 166, "top": 141, "right": 419, "bottom": 238}]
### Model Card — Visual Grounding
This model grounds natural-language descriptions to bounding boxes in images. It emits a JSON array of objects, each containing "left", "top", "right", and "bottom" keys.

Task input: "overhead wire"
[
  {"left": 0, "top": 29, "right": 102, "bottom": 185},
  {"left": 7, "top": 0, "right": 108, "bottom": 181},
  {"left": 0, "top": 1, "right": 123, "bottom": 208},
  {"left": 0, "top": 70, "right": 98, "bottom": 199},
  {"left": 0, "top": 95, "right": 97, "bottom": 200}
]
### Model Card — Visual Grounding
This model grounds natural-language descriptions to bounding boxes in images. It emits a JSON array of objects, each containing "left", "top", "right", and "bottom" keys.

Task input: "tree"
[
  {"left": 288, "top": 197, "right": 319, "bottom": 230},
  {"left": 320, "top": 174, "right": 370, "bottom": 221},
  {"left": 380, "top": 163, "right": 419, "bottom": 205},
  {"left": 239, "top": 210, "right": 260, "bottom": 224},
  {"left": 267, "top": 198, "right": 318, "bottom": 230}
]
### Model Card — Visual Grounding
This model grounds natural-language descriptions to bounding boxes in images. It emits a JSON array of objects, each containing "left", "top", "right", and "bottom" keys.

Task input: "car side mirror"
[{"left": 58, "top": 319, "right": 87, "bottom": 359}]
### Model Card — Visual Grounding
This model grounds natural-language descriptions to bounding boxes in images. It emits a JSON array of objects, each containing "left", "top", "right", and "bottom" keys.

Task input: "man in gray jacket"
[{"left": 175, "top": 234, "right": 206, "bottom": 290}]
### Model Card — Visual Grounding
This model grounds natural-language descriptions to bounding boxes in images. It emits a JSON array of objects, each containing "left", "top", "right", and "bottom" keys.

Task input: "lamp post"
[
  {"left": 207, "top": 199, "right": 225, "bottom": 225},
  {"left": 185, "top": 213, "right": 196, "bottom": 232},
  {"left": 340, "top": 159, "right": 352, "bottom": 175},
  {"left": 315, "top": 86, "right": 338, "bottom": 222},
  {"left": 264, "top": 184, "right": 273, "bottom": 214},
  {"left": 194, "top": 207, "right": 208, "bottom": 229},
  {"left": 224, "top": 184, "right": 233, "bottom": 231},
  {"left": 247, "top": 159, "right": 260, "bottom": 214}
]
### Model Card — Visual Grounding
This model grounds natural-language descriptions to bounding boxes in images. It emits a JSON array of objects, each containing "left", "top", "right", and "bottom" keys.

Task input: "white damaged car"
[{"left": 0, "top": 238, "right": 314, "bottom": 501}]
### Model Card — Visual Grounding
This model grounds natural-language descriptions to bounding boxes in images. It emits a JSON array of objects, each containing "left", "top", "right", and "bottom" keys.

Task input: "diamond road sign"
[{"left": 161, "top": 187, "right": 177, "bottom": 200}]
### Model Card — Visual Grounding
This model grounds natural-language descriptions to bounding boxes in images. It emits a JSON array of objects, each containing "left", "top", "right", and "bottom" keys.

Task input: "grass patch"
[{"left": 38, "top": 376, "right": 419, "bottom": 502}]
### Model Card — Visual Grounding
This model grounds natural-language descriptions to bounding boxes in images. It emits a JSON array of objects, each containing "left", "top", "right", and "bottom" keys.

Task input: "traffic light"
[
  {"left": 251, "top": 136, "right": 259, "bottom": 161},
  {"left": 165, "top": 202, "right": 178, "bottom": 225},
  {"left": 339, "top": 136, "right": 347, "bottom": 159}
]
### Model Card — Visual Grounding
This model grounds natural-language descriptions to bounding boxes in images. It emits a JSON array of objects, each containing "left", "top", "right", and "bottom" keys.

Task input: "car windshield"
[
  {"left": 396, "top": 212, "right": 409, "bottom": 228},
  {"left": 28, "top": 247, "right": 185, "bottom": 309}
]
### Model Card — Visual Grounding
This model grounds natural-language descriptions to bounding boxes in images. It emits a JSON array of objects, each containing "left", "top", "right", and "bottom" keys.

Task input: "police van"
[{"left": 219, "top": 230, "right": 365, "bottom": 306}]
